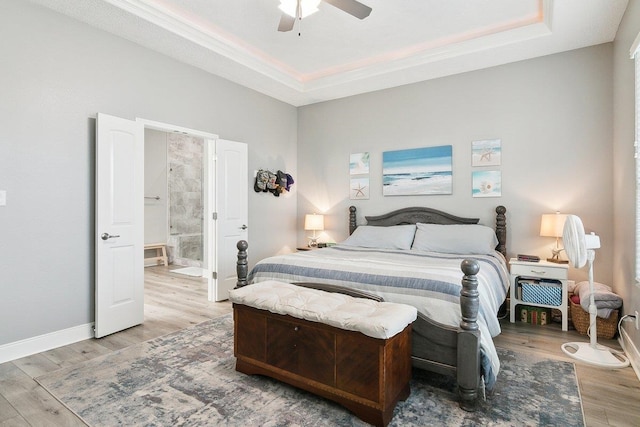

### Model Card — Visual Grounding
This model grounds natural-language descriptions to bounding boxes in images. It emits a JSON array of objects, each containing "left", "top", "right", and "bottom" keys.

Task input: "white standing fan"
[{"left": 560, "top": 215, "right": 629, "bottom": 368}]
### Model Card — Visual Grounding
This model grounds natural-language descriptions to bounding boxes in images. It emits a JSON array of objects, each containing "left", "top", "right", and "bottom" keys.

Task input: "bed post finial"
[
  {"left": 236, "top": 240, "right": 249, "bottom": 288},
  {"left": 349, "top": 206, "right": 357, "bottom": 235},
  {"left": 459, "top": 260, "right": 479, "bottom": 332},
  {"left": 458, "top": 259, "right": 481, "bottom": 411},
  {"left": 495, "top": 205, "right": 506, "bottom": 258}
]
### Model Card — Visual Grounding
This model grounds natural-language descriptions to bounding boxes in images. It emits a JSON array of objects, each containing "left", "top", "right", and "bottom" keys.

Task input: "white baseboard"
[
  {"left": 0, "top": 323, "right": 95, "bottom": 364},
  {"left": 619, "top": 327, "right": 640, "bottom": 382}
]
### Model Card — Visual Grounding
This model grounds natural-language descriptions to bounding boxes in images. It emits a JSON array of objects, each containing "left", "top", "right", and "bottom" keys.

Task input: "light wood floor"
[
  {"left": 495, "top": 319, "right": 640, "bottom": 426},
  {"left": 1, "top": 266, "right": 639, "bottom": 426}
]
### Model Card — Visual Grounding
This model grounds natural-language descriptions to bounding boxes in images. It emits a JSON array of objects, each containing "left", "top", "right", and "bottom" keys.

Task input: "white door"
[
  {"left": 95, "top": 113, "right": 144, "bottom": 338},
  {"left": 211, "top": 139, "right": 248, "bottom": 301}
]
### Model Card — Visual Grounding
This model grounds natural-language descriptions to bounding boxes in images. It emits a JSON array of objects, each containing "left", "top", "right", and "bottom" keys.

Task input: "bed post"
[
  {"left": 495, "top": 205, "right": 506, "bottom": 258},
  {"left": 457, "top": 259, "right": 481, "bottom": 412},
  {"left": 235, "top": 240, "right": 249, "bottom": 289},
  {"left": 349, "top": 206, "right": 357, "bottom": 235}
]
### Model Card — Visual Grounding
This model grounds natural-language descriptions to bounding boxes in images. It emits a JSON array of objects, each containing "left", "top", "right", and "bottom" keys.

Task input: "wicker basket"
[{"left": 569, "top": 300, "right": 619, "bottom": 339}]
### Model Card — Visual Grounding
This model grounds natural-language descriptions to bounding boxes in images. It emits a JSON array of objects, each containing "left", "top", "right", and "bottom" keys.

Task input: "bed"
[{"left": 234, "top": 205, "right": 508, "bottom": 411}]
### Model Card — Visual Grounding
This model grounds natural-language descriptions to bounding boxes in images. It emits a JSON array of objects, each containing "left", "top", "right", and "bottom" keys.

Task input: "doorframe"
[
  {"left": 137, "top": 118, "right": 219, "bottom": 301},
  {"left": 205, "top": 139, "right": 216, "bottom": 301}
]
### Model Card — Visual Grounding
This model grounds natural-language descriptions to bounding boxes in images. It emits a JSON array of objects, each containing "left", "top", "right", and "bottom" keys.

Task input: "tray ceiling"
[{"left": 30, "top": 0, "right": 628, "bottom": 106}]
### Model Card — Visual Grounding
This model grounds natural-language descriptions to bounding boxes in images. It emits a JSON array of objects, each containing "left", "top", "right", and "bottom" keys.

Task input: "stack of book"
[
  {"left": 519, "top": 305, "right": 551, "bottom": 325},
  {"left": 517, "top": 254, "right": 540, "bottom": 262}
]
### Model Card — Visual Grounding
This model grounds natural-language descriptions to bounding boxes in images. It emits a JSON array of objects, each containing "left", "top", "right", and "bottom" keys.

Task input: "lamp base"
[
  {"left": 546, "top": 258, "right": 569, "bottom": 264},
  {"left": 307, "top": 238, "right": 319, "bottom": 248},
  {"left": 561, "top": 342, "right": 629, "bottom": 369}
]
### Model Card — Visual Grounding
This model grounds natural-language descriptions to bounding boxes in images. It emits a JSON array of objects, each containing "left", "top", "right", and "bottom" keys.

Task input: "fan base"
[
  {"left": 561, "top": 342, "right": 629, "bottom": 368},
  {"left": 546, "top": 257, "right": 569, "bottom": 264}
]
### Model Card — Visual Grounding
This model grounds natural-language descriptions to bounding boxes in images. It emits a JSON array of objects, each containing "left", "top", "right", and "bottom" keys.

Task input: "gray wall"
[
  {"left": 298, "top": 44, "right": 614, "bottom": 286},
  {"left": 613, "top": 0, "right": 640, "bottom": 356},
  {"left": 0, "top": 0, "right": 297, "bottom": 346}
]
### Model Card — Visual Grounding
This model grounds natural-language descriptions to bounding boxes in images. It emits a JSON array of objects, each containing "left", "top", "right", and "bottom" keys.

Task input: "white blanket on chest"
[{"left": 229, "top": 280, "right": 418, "bottom": 339}]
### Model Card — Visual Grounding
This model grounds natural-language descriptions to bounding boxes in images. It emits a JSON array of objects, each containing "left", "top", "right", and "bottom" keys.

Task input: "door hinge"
[
  {"left": 212, "top": 212, "right": 217, "bottom": 220},
  {"left": 212, "top": 271, "right": 217, "bottom": 279}
]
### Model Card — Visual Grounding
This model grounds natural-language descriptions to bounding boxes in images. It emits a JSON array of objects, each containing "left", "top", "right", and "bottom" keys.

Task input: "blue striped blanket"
[{"left": 248, "top": 245, "right": 509, "bottom": 389}]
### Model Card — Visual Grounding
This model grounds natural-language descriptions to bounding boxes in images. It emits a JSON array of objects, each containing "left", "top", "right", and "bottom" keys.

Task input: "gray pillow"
[
  {"left": 411, "top": 223, "right": 498, "bottom": 254},
  {"left": 341, "top": 224, "right": 417, "bottom": 250}
]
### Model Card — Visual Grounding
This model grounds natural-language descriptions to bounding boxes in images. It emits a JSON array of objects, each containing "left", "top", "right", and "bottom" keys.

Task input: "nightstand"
[{"left": 509, "top": 258, "right": 569, "bottom": 331}]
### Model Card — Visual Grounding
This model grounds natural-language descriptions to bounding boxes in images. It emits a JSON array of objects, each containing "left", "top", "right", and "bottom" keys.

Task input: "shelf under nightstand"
[{"left": 509, "top": 258, "right": 569, "bottom": 331}]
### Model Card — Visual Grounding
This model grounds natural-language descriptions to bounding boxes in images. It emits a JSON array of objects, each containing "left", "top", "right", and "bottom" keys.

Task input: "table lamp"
[
  {"left": 540, "top": 212, "right": 569, "bottom": 263},
  {"left": 304, "top": 213, "right": 324, "bottom": 247}
]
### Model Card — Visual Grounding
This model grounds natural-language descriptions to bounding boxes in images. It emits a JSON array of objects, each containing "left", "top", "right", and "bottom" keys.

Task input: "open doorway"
[
  {"left": 139, "top": 118, "right": 249, "bottom": 303},
  {"left": 95, "top": 114, "right": 247, "bottom": 337},
  {"left": 144, "top": 129, "right": 205, "bottom": 274},
  {"left": 140, "top": 119, "right": 219, "bottom": 317}
]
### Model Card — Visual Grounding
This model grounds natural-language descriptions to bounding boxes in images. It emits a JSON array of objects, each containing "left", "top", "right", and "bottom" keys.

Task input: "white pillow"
[
  {"left": 411, "top": 223, "right": 498, "bottom": 255},
  {"left": 341, "top": 224, "right": 416, "bottom": 250}
]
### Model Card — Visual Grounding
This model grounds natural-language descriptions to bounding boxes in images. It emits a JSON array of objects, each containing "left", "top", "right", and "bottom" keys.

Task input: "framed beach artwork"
[
  {"left": 350, "top": 177, "right": 370, "bottom": 200},
  {"left": 382, "top": 145, "right": 452, "bottom": 196},
  {"left": 350, "top": 152, "right": 370, "bottom": 175},
  {"left": 471, "top": 139, "right": 501, "bottom": 166},
  {"left": 472, "top": 170, "right": 501, "bottom": 198}
]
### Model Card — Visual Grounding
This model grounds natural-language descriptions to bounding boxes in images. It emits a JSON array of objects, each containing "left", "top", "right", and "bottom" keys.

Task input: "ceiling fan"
[{"left": 277, "top": 0, "right": 372, "bottom": 32}]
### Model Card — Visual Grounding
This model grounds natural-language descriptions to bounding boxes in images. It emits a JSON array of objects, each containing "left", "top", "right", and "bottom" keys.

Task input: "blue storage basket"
[{"left": 520, "top": 280, "right": 562, "bottom": 306}]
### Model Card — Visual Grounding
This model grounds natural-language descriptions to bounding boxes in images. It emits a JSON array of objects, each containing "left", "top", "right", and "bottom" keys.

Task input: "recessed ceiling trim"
[
  {"left": 105, "top": 0, "right": 554, "bottom": 93},
  {"left": 301, "top": 20, "right": 552, "bottom": 92},
  {"left": 105, "top": 0, "right": 306, "bottom": 90},
  {"left": 300, "top": 1, "right": 548, "bottom": 83},
  {"left": 29, "top": 0, "right": 628, "bottom": 107}
]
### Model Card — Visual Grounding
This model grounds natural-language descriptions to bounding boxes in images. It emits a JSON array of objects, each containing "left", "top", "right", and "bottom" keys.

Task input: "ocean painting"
[
  {"left": 472, "top": 139, "right": 501, "bottom": 166},
  {"left": 472, "top": 170, "right": 502, "bottom": 198},
  {"left": 382, "top": 145, "right": 452, "bottom": 196}
]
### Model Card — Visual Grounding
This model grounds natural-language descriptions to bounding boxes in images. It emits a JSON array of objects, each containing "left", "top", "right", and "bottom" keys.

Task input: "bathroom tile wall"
[{"left": 167, "top": 134, "right": 204, "bottom": 267}]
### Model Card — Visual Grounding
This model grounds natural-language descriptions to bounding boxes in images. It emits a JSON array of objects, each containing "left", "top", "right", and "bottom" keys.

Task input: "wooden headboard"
[{"left": 348, "top": 205, "right": 507, "bottom": 258}]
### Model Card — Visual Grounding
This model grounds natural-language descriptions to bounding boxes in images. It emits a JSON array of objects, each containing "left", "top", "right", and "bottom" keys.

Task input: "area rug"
[{"left": 36, "top": 315, "right": 584, "bottom": 426}]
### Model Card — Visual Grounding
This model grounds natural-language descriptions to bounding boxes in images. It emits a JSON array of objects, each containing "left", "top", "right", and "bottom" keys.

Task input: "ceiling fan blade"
[
  {"left": 278, "top": 14, "right": 296, "bottom": 32},
  {"left": 323, "top": 0, "right": 372, "bottom": 19}
]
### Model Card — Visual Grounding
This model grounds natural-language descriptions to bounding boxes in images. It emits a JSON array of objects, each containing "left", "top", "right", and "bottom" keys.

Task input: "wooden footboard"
[{"left": 408, "top": 260, "right": 481, "bottom": 411}]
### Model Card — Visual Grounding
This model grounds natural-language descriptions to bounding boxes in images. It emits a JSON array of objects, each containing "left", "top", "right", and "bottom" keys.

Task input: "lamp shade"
[
  {"left": 540, "top": 213, "right": 568, "bottom": 238},
  {"left": 304, "top": 213, "right": 324, "bottom": 231}
]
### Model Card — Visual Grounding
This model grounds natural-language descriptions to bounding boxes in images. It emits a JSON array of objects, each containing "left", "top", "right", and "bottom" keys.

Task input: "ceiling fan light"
[{"left": 279, "top": 0, "right": 321, "bottom": 19}]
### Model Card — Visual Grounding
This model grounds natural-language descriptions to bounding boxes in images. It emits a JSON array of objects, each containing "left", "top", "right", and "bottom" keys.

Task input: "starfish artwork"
[
  {"left": 352, "top": 183, "right": 367, "bottom": 197},
  {"left": 480, "top": 148, "right": 494, "bottom": 162},
  {"left": 472, "top": 139, "right": 501, "bottom": 166},
  {"left": 350, "top": 177, "right": 369, "bottom": 199}
]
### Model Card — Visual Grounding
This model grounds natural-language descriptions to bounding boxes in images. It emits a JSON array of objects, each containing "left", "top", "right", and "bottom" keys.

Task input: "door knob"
[
  {"left": 240, "top": 224, "right": 248, "bottom": 230},
  {"left": 101, "top": 233, "right": 121, "bottom": 240}
]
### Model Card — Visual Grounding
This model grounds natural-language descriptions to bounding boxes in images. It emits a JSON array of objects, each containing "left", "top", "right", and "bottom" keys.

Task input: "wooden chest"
[{"left": 233, "top": 304, "right": 412, "bottom": 427}]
